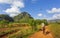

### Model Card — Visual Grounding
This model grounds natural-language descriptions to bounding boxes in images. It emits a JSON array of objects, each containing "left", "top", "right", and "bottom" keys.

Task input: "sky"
[{"left": 0, "top": 0, "right": 60, "bottom": 20}]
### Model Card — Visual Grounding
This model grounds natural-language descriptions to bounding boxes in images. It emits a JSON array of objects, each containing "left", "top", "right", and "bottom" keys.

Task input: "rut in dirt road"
[{"left": 29, "top": 26, "right": 54, "bottom": 38}]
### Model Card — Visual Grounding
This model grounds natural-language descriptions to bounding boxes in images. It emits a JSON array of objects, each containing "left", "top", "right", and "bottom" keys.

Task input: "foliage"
[
  {"left": 49, "top": 23, "right": 60, "bottom": 38},
  {"left": 0, "top": 12, "right": 48, "bottom": 38},
  {"left": 14, "top": 12, "right": 33, "bottom": 22},
  {"left": 41, "top": 19, "right": 48, "bottom": 25},
  {"left": 0, "top": 14, "right": 14, "bottom": 22}
]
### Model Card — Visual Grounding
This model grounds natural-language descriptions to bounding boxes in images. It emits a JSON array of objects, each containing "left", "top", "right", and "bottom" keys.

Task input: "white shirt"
[{"left": 41, "top": 23, "right": 45, "bottom": 27}]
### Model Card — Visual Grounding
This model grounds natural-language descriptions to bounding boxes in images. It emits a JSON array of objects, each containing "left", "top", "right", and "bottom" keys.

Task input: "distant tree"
[
  {"left": 41, "top": 19, "right": 48, "bottom": 25},
  {"left": 0, "top": 14, "right": 14, "bottom": 22},
  {"left": 35, "top": 19, "right": 42, "bottom": 25}
]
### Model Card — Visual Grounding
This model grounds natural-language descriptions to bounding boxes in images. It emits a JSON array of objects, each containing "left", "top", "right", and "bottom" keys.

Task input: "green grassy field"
[
  {"left": 0, "top": 23, "right": 41, "bottom": 38},
  {"left": 49, "top": 23, "right": 60, "bottom": 38}
]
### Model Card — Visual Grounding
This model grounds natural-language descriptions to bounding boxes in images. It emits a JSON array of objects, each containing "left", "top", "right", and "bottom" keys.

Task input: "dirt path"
[{"left": 29, "top": 26, "right": 54, "bottom": 38}]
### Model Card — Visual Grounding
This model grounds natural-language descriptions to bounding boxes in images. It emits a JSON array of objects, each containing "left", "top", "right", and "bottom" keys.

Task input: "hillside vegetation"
[
  {"left": 0, "top": 12, "right": 48, "bottom": 38},
  {"left": 49, "top": 23, "right": 60, "bottom": 38}
]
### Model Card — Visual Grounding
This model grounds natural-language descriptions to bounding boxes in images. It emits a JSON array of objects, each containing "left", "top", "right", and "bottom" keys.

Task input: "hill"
[
  {"left": 14, "top": 12, "right": 33, "bottom": 22},
  {"left": 0, "top": 14, "right": 14, "bottom": 22}
]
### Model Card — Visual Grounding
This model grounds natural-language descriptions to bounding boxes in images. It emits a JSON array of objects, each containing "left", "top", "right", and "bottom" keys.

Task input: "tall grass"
[
  {"left": 8, "top": 25, "right": 41, "bottom": 38},
  {"left": 0, "top": 23, "right": 41, "bottom": 38},
  {"left": 49, "top": 23, "right": 60, "bottom": 38}
]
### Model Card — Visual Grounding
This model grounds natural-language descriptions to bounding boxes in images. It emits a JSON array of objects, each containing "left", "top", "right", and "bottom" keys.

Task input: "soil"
[{"left": 29, "top": 26, "right": 54, "bottom": 38}]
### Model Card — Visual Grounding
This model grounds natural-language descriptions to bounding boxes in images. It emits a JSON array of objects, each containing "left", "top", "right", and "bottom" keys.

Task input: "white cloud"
[
  {"left": 9, "top": 14, "right": 18, "bottom": 17},
  {"left": 0, "top": 0, "right": 24, "bottom": 17},
  {"left": 47, "top": 14, "right": 60, "bottom": 20},
  {"left": 5, "top": 6, "right": 20, "bottom": 14},
  {"left": 47, "top": 8, "right": 60, "bottom": 13},
  {"left": 0, "top": 0, "right": 23, "bottom": 4},
  {"left": 11, "top": 1, "right": 24, "bottom": 8},
  {"left": 38, "top": 13, "right": 42, "bottom": 16},
  {"left": 52, "top": 14, "right": 60, "bottom": 19},
  {"left": 0, "top": 0, "right": 12, "bottom": 4}
]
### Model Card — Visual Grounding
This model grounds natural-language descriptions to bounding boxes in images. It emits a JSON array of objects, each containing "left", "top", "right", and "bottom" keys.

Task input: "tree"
[
  {"left": 41, "top": 19, "right": 48, "bottom": 25},
  {"left": 0, "top": 14, "right": 14, "bottom": 22}
]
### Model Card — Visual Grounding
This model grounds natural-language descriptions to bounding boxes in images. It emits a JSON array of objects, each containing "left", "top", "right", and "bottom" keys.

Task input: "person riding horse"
[{"left": 41, "top": 23, "right": 45, "bottom": 34}]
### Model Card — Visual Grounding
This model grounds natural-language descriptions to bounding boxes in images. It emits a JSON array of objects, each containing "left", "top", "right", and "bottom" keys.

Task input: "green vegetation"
[
  {"left": 0, "top": 12, "right": 48, "bottom": 38},
  {"left": 49, "top": 23, "right": 60, "bottom": 38},
  {"left": 0, "top": 14, "right": 14, "bottom": 22}
]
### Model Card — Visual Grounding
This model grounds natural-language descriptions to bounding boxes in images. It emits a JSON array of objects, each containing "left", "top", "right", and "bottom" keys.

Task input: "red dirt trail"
[{"left": 29, "top": 26, "right": 54, "bottom": 38}]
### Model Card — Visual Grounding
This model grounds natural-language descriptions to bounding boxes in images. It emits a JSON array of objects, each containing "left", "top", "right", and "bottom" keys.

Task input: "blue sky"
[{"left": 0, "top": 0, "right": 60, "bottom": 20}]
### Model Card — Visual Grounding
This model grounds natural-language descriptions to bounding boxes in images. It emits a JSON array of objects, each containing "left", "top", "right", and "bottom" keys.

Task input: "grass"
[
  {"left": 0, "top": 23, "right": 41, "bottom": 38},
  {"left": 0, "top": 25, "right": 33, "bottom": 38},
  {"left": 8, "top": 25, "right": 40, "bottom": 38},
  {"left": 0, "top": 28, "right": 20, "bottom": 37},
  {"left": 49, "top": 23, "right": 60, "bottom": 38},
  {"left": 8, "top": 26, "right": 33, "bottom": 38}
]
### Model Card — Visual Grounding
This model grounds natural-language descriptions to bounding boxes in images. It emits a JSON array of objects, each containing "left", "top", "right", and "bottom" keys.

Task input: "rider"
[{"left": 41, "top": 23, "right": 45, "bottom": 34}]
